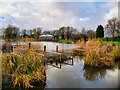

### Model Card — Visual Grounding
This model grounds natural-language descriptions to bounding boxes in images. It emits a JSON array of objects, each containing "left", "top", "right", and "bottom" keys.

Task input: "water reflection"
[
  {"left": 83, "top": 65, "right": 116, "bottom": 81},
  {"left": 48, "top": 58, "right": 74, "bottom": 69},
  {"left": 1, "top": 40, "right": 119, "bottom": 88},
  {"left": 115, "top": 61, "right": 120, "bottom": 70}
]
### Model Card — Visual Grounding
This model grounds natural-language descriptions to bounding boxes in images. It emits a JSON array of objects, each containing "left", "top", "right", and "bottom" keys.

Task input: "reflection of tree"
[
  {"left": 76, "top": 56, "right": 84, "bottom": 63},
  {"left": 115, "top": 61, "right": 120, "bottom": 70},
  {"left": 83, "top": 65, "right": 114, "bottom": 81}
]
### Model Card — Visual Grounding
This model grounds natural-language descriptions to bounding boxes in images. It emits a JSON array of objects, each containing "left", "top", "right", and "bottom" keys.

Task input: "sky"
[{"left": 0, "top": 0, "right": 119, "bottom": 32}]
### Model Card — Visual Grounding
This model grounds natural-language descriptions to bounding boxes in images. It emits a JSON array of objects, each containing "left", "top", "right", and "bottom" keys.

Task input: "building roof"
[{"left": 39, "top": 34, "right": 53, "bottom": 37}]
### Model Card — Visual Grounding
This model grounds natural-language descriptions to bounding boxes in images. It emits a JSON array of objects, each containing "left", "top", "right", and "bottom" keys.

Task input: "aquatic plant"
[
  {"left": 75, "top": 38, "right": 85, "bottom": 49},
  {"left": 85, "top": 38, "right": 115, "bottom": 68},
  {"left": 2, "top": 49, "right": 46, "bottom": 88},
  {"left": 111, "top": 45, "right": 120, "bottom": 61}
]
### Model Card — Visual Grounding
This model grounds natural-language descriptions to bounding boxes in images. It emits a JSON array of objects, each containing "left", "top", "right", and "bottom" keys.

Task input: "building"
[{"left": 39, "top": 34, "right": 54, "bottom": 40}]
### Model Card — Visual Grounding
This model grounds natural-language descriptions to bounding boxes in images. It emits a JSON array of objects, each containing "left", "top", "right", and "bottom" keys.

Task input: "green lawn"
[
  {"left": 100, "top": 41, "right": 120, "bottom": 46},
  {"left": 0, "top": 38, "right": 36, "bottom": 41},
  {"left": 58, "top": 39, "right": 73, "bottom": 43}
]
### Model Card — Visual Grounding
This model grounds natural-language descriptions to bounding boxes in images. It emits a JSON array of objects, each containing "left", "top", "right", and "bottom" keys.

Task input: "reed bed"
[
  {"left": 111, "top": 45, "right": 120, "bottom": 61},
  {"left": 75, "top": 38, "right": 85, "bottom": 49},
  {"left": 2, "top": 39, "right": 46, "bottom": 88},
  {"left": 84, "top": 38, "right": 117, "bottom": 68}
]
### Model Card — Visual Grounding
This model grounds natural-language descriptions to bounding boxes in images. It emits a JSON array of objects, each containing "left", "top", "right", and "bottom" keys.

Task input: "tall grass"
[
  {"left": 85, "top": 38, "right": 115, "bottom": 68},
  {"left": 75, "top": 38, "right": 85, "bottom": 49},
  {"left": 111, "top": 45, "right": 120, "bottom": 61},
  {"left": 2, "top": 39, "right": 46, "bottom": 88}
]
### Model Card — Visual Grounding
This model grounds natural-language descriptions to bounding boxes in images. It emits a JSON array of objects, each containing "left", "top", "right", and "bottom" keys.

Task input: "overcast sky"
[{"left": 0, "top": 0, "right": 118, "bottom": 32}]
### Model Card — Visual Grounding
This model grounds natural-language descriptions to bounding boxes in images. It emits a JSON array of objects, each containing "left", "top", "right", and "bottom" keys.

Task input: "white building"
[{"left": 39, "top": 34, "right": 54, "bottom": 40}]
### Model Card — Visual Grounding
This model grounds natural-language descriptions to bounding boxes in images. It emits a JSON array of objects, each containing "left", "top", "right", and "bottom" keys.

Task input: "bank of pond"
[{"left": 1, "top": 38, "right": 120, "bottom": 88}]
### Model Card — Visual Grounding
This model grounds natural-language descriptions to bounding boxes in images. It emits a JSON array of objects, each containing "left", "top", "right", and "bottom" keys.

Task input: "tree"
[
  {"left": 105, "top": 17, "right": 119, "bottom": 38},
  {"left": 4, "top": 25, "right": 19, "bottom": 38},
  {"left": 96, "top": 25, "right": 104, "bottom": 38},
  {"left": 57, "top": 26, "right": 77, "bottom": 40},
  {"left": 81, "top": 27, "right": 86, "bottom": 35},
  {"left": 33, "top": 28, "right": 36, "bottom": 38},
  {"left": 117, "top": 20, "right": 120, "bottom": 36},
  {"left": 87, "top": 30, "right": 96, "bottom": 39},
  {"left": 58, "top": 27, "right": 66, "bottom": 39},
  {"left": 65, "top": 26, "right": 77, "bottom": 40},
  {"left": 43, "top": 31, "right": 51, "bottom": 35},
  {"left": 51, "top": 29, "right": 59, "bottom": 39},
  {"left": 36, "top": 27, "right": 42, "bottom": 39},
  {"left": 80, "top": 27, "right": 87, "bottom": 40},
  {"left": 22, "top": 29, "right": 27, "bottom": 38},
  {"left": 28, "top": 30, "right": 32, "bottom": 37}
]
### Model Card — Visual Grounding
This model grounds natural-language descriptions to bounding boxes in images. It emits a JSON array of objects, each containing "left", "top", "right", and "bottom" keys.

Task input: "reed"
[
  {"left": 75, "top": 38, "right": 85, "bottom": 49},
  {"left": 85, "top": 38, "right": 115, "bottom": 68},
  {"left": 111, "top": 45, "right": 120, "bottom": 61},
  {"left": 2, "top": 46, "right": 46, "bottom": 88}
]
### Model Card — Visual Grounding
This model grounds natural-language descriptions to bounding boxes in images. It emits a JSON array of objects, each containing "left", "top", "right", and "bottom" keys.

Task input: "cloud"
[
  {"left": 80, "top": 17, "right": 90, "bottom": 21},
  {"left": 0, "top": 1, "right": 118, "bottom": 32}
]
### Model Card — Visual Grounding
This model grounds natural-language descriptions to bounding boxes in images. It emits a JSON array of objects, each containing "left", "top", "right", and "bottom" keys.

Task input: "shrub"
[{"left": 102, "top": 36, "right": 120, "bottom": 41}]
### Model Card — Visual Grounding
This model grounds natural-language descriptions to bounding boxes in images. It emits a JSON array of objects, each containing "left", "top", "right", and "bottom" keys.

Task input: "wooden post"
[
  {"left": 62, "top": 41, "right": 64, "bottom": 52},
  {"left": 10, "top": 46, "right": 13, "bottom": 52},
  {"left": 44, "top": 45, "right": 46, "bottom": 52},
  {"left": 56, "top": 45, "right": 58, "bottom": 52},
  {"left": 72, "top": 41, "right": 74, "bottom": 51},
  {"left": 72, "top": 57, "right": 73, "bottom": 65},
  {"left": 60, "top": 54, "right": 61, "bottom": 69},
  {"left": 29, "top": 42, "right": 31, "bottom": 49},
  {"left": 13, "top": 45, "right": 14, "bottom": 53}
]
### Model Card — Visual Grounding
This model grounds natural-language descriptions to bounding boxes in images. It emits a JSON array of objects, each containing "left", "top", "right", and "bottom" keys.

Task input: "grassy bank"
[
  {"left": 0, "top": 38, "right": 36, "bottom": 41},
  {"left": 100, "top": 41, "right": 120, "bottom": 46},
  {"left": 58, "top": 39, "right": 72, "bottom": 43}
]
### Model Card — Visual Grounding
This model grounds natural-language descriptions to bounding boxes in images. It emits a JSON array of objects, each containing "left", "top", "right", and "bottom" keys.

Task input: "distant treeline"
[{"left": 2, "top": 17, "right": 120, "bottom": 41}]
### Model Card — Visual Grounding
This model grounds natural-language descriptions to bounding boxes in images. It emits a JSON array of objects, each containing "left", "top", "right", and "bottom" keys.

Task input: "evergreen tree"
[{"left": 96, "top": 25, "right": 104, "bottom": 38}]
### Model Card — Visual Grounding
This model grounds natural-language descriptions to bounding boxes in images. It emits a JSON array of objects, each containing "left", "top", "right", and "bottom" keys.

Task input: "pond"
[
  {"left": 31, "top": 41, "right": 119, "bottom": 88},
  {"left": 1, "top": 40, "right": 120, "bottom": 88},
  {"left": 46, "top": 56, "right": 119, "bottom": 88}
]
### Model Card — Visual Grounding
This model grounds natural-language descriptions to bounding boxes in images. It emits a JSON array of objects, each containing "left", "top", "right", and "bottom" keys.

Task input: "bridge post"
[
  {"left": 60, "top": 54, "right": 61, "bottom": 69},
  {"left": 29, "top": 42, "right": 31, "bottom": 49},
  {"left": 56, "top": 45, "right": 58, "bottom": 52},
  {"left": 44, "top": 45, "right": 46, "bottom": 52},
  {"left": 10, "top": 46, "right": 13, "bottom": 53}
]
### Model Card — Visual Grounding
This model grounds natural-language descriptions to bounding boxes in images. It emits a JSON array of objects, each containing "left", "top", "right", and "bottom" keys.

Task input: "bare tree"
[
  {"left": 105, "top": 17, "right": 119, "bottom": 37},
  {"left": 36, "top": 27, "right": 42, "bottom": 39},
  {"left": 81, "top": 27, "right": 86, "bottom": 35}
]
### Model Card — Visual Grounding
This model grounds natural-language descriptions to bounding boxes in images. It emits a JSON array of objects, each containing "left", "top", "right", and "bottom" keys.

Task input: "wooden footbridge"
[{"left": 11, "top": 41, "right": 85, "bottom": 68}]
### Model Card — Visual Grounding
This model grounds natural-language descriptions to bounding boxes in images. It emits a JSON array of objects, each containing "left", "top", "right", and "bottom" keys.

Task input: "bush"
[{"left": 102, "top": 36, "right": 120, "bottom": 41}]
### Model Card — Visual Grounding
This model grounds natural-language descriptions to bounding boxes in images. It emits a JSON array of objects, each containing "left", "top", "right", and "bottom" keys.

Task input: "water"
[
  {"left": 1, "top": 40, "right": 120, "bottom": 88},
  {"left": 45, "top": 56, "right": 119, "bottom": 88}
]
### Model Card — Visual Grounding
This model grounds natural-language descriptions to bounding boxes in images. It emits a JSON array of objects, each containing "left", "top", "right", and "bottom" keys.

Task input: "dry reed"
[{"left": 85, "top": 38, "right": 115, "bottom": 68}]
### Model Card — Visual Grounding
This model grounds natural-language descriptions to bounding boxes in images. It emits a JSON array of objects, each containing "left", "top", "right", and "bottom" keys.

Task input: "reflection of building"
[{"left": 39, "top": 34, "right": 54, "bottom": 40}]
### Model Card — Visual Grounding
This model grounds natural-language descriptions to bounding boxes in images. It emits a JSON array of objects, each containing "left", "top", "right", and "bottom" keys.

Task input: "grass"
[
  {"left": 100, "top": 41, "right": 120, "bottom": 46},
  {"left": 58, "top": 39, "right": 72, "bottom": 43},
  {"left": 2, "top": 41, "right": 46, "bottom": 88},
  {"left": 0, "top": 38, "right": 36, "bottom": 41},
  {"left": 85, "top": 38, "right": 115, "bottom": 68}
]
